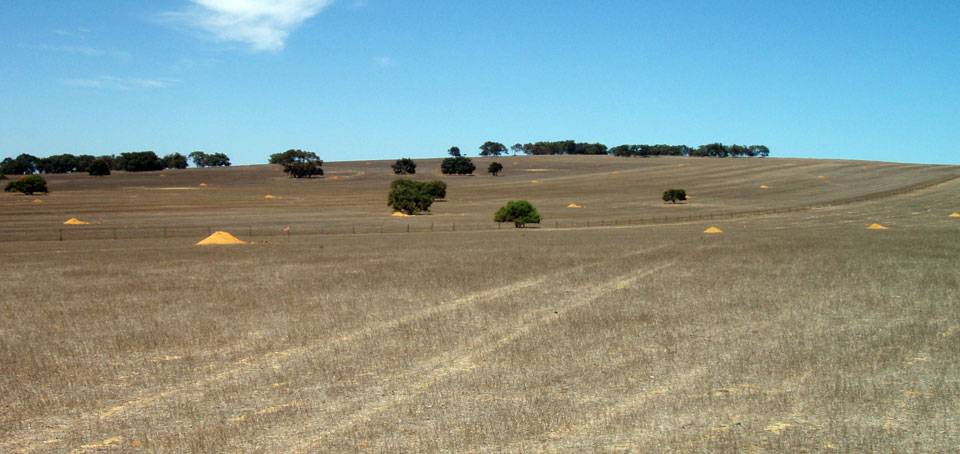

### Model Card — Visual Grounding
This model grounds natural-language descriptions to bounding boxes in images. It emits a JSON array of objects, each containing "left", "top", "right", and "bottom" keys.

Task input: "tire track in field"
[
  {"left": 3, "top": 246, "right": 668, "bottom": 453},
  {"left": 276, "top": 260, "right": 676, "bottom": 452}
]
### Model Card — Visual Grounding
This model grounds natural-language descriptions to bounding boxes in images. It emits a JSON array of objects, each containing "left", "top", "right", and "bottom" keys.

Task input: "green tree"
[
  {"left": 447, "top": 146, "right": 462, "bottom": 157},
  {"left": 189, "top": 151, "right": 208, "bottom": 167},
  {"left": 488, "top": 161, "right": 503, "bottom": 176},
  {"left": 510, "top": 143, "right": 524, "bottom": 156},
  {"left": 88, "top": 159, "right": 111, "bottom": 176},
  {"left": 74, "top": 155, "right": 96, "bottom": 173},
  {"left": 479, "top": 141, "right": 507, "bottom": 156},
  {"left": 163, "top": 153, "right": 189, "bottom": 169},
  {"left": 36, "top": 154, "right": 78, "bottom": 174},
  {"left": 205, "top": 152, "right": 231, "bottom": 167},
  {"left": 441, "top": 156, "right": 475, "bottom": 175},
  {"left": 0, "top": 154, "right": 39, "bottom": 175},
  {"left": 388, "top": 179, "right": 435, "bottom": 214},
  {"left": 422, "top": 180, "right": 447, "bottom": 200},
  {"left": 494, "top": 200, "right": 541, "bottom": 228},
  {"left": 275, "top": 150, "right": 323, "bottom": 178},
  {"left": 5, "top": 175, "right": 48, "bottom": 194},
  {"left": 115, "top": 151, "right": 165, "bottom": 172},
  {"left": 391, "top": 158, "right": 417, "bottom": 175},
  {"left": 662, "top": 189, "right": 687, "bottom": 204}
]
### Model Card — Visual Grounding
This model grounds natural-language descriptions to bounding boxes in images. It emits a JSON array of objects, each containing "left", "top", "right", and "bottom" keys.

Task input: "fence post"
[
  {"left": 406, "top": 224, "right": 410, "bottom": 233},
  {"left": 555, "top": 221, "right": 559, "bottom": 229},
  {"left": 352, "top": 224, "right": 356, "bottom": 234},
  {"left": 431, "top": 222, "right": 434, "bottom": 232},
  {"left": 207, "top": 227, "right": 212, "bottom": 235},
  {"left": 452, "top": 223, "right": 456, "bottom": 232},
  {"left": 59, "top": 229, "right": 63, "bottom": 241},
  {"left": 162, "top": 227, "right": 166, "bottom": 239}
]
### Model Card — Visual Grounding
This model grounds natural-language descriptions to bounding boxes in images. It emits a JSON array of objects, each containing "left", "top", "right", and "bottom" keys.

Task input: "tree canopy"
[
  {"left": 272, "top": 149, "right": 324, "bottom": 178},
  {"left": 447, "top": 146, "right": 462, "bottom": 157},
  {"left": 488, "top": 162, "right": 503, "bottom": 176},
  {"left": 116, "top": 151, "right": 165, "bottom": 172},
  {"left": 4, "top": 175, "right": 48, "bottom": 195},
  {"left": 441, "top": 156, "right": 476, "bottom": 175},
  {"left": 662, "top": 189, "right": 687, "bottom": 204},
  {"left": 388, "top": 179, "right": 445, "bottom": 214},
  {"left": 494, "top": 200, "right": 542, "bottom": 228},
  {"left": 164, "top": 153, "right": 189, "bottom": 169},
  {"left": 479, "top": 141, "right": 507, "bottom": 156},
  {"left": 189, "top": 151, "right": 231, "bottom": 168},
  {"left": 391, "top": 158, "right": 417, "bottom": 175}
]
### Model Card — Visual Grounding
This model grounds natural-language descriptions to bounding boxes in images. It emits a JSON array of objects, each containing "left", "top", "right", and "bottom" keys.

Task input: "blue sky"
[{"left": 1, "top": 1, "right": 957, "bottom": 165}]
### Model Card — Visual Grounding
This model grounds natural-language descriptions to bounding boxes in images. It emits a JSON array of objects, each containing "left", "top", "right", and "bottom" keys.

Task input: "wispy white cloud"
[
  {"left": 169, "top": 0, "right": 332, "bottom": 52},
  {"left": 39, "top": 44, "right": 131, "bottom": 60},
  {"left": 52, "top": 28, "right": 91, "bottom": 39},
  {"left": 63, "top": 76, "right": 179, "bottom": 90}
]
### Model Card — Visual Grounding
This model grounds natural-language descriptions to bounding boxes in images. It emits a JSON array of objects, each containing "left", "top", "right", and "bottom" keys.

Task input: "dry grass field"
[{"left": 2, "top": 155, "right": 959, "bottom": 452}]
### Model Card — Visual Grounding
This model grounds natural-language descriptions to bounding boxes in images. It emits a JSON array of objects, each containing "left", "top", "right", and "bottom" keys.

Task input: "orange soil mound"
[
  {"left": 867, "top": 223, "right": 888, "bottom": 230},
  {"left": 703, "top": 226, "right": 723, "bottom": 234},
  {"left": 391, "top": 211, "right": 410, "bottom": 217},
  {"left": 63, "top": 218, "right": 90, "bottom": 225},
  {"left": 567, "top": 203, "right": 583, "bottom": 208},
  {"left": 949, "top": 212, "right": 960, "bottom": 219},
  {"left": 196, "top": 231, "right": 247, "bottom": 245}
]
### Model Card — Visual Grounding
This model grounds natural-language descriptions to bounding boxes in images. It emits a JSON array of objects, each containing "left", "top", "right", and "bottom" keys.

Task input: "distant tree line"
[
  {"left": 441, "top": 140, "right": 770, "bottom": 157},
  {"left": 610, "top": 143, "right": 769, "bottom": 158},
  {"left": 0, "top": 150, "right": 231, "bottom": 175}
]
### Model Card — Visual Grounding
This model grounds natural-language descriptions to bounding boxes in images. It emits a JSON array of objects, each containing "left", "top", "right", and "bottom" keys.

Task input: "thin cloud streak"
[{"left": 63, "top": 76, "right": 179, "bottom": 90}]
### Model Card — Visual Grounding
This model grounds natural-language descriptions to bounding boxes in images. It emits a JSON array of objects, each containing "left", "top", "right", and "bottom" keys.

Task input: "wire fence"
[{"left": 1, "top": 174, "right": 956, "bottom": 243}]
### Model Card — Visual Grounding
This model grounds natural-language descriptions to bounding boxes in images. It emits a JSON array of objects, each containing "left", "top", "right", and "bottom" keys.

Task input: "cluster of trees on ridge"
[
  {"left": 440, "top": 140, "right": 770, "bottom": 157},
  {"left": 0, "top": 151, "right": 230, "bottom": 176}
]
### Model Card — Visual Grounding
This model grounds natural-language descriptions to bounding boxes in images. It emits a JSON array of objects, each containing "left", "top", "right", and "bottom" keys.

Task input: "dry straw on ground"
[
  {"left": 2, "top": 156, "right": 959, "bottom": 452},
  {"left": 63, "top": 218, "right": 89, "bottom": 225}
]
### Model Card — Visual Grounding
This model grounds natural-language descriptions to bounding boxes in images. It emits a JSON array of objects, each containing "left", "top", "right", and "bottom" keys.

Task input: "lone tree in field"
[
  {"left": 447, "top": 146, "right": 462, "bottom": 157},
  {"left": 488, "top": 162, "right": 503, "bottom": 176},
  {"left": 391, "top": 158, "right": 417, "bottom": 175},
  {"left": 441, "top": 156, "right": 475, "bottom": 175},
  {"left": 273, "top": 149, "right": 324, "bottom": 178},
  {"left": 662, "top": 189, "right": 687, "bottom": 204},
  {"left": 88, "top": 159, "right": 111, "bottom": 176},
  {"left": 5, "top": 175, "right": 48, "bottom": 195},
  {"left": 494, "top": 200, "right": 541, "bottom": 228},
  {"left": 479, "top": 141, "right": 507, "bottom": 156},
  {"left": 388, "top": 179, "right": 436, "bottom": 214},
  {"left": 511, "top": 143, "right": 524, "bottom": 156}
]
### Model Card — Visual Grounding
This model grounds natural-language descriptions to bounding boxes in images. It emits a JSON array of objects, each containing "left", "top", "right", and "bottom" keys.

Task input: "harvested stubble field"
[{"left": 2, "top": 155, "right": 959, "bottom": 452}]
